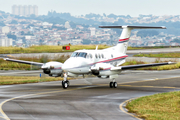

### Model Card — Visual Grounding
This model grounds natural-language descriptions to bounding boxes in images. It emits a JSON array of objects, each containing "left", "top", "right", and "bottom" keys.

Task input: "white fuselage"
[{"left": 62, "top": 49, "right": 128, "bottom": 76}]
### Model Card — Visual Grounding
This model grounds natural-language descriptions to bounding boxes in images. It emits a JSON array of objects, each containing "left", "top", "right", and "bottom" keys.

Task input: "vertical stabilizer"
[{"left": 99, "top": 26, "right": 166, "bottom": 54}]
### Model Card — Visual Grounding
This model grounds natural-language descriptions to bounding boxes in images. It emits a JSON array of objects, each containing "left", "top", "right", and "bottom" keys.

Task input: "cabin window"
[
  {"left": 101, "top": 54, "right": 104, "bottom": 58},
  {"left": 90, "top": 54, "right": 92, "bottom": 58},
  {"left": 95, "top": 54, "right": 98, "bottom": 58},
  {"left": 98, "top": 54, "right": 101, "bottom": 59},
  {"left": 111, "top": 54, "right": 113, "bottom": 58}
]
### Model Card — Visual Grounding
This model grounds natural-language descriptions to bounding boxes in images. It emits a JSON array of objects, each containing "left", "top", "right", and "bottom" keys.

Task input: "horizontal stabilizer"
[
  {"left": 99, "top": 25, "right": 166, "bottom": 29},
  {"left": 4, "top": 58, "right": 43, "bottom": 66},
  {"left": 111, "top": 62, "right": 175, "bottom": 71}
]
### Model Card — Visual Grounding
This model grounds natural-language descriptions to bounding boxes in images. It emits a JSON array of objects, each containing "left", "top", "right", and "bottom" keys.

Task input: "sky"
[{"left": 0, "top": 0, "right": 180, "bottom": 17}]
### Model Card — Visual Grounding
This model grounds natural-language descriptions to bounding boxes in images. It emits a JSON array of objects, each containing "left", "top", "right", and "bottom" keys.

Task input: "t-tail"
[{"left": 99, "top": 25, "right": 166, "bottom": 54}]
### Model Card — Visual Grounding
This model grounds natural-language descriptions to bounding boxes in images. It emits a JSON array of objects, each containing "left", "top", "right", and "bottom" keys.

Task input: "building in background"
[
  {"left": 90, "top": 27, "right": 96, "bottom": 36},
  {"left": 12, "top": 5, "right": 38, "bottom": 16},
  {"left": 0, "top": 37, "right": 13, "bottom": 47},
  {"left": 2, "top": 26, "right": 10, "bottom": 34},
  {"left": 65, "top": 21, "right": 71, "bottom": 29}
]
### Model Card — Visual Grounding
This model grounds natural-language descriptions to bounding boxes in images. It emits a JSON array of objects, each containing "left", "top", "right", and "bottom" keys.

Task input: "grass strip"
[
  {"left": 134, "top": 53, "right": 180, "bottom": 58},
  {"left": 126, "top": 91, "right": 180, "bottom": 120},
  {"left": 0, "top": 45, "right": 110, "bottom": 54},
  {"left": 0, "top": 45, "right": 174, "bottom": 54},
  {"left": 0, "top": 76, "right": 65, "bottom": 85}
]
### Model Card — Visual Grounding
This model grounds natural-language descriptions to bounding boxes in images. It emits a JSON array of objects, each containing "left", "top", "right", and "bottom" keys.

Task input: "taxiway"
[{"left": 0, "top": 69, "right": 179, "bottom": 120}]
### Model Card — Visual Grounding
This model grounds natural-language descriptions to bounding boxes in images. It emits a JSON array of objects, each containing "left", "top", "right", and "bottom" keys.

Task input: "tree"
[
  {"left": 137, "top": 30, "right": 159, "bottom": 37},
  {"left": 0, "top": 21, "right": 5, "bottom": 26},
  {"left": 10, "top": 20, "right": 18, "bottom": 24},
  {"left": 172, "top": 38, "right": 180, "bottom": 43},
  {"left": 21, "top": 31, "right": 25, "bottom": 35},
  {"left": 82, "top": 39, "right": 91, "bottom": 45},
  {"left": 7, "top": 33, "right": 17, "bottom": 40}
]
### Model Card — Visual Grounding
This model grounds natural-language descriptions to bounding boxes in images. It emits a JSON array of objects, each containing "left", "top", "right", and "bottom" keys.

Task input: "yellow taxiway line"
[
  {"left": 1, "top": 76, "right": 180, "bottom": 119},
  {"left": 0, "top": 86, "right": 94, "bottom": 120},
  {"left": 119, "top": 97, "right": 143, "bottom": 120}
]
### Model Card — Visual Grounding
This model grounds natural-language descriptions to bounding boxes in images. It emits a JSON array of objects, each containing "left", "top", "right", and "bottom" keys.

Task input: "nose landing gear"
[{"left": 62, "top": 80, "right": 69, "bottom": 89}]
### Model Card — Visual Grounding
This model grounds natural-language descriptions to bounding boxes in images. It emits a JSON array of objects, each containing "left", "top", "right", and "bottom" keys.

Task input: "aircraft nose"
[
  {"left": 62, "top": 63, "right": 68, "bottom": 71},
  {"left": 62, "top": 58, "right": 81, "bottom": 71}
]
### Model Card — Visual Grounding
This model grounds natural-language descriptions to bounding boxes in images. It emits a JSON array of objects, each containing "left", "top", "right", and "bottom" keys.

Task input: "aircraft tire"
[
  {"left": 62, "top": 81, "right": 68, "bottom": 89},
  {"left": 67, "top": 80, "right": 69, "bottom": 86},
  {"left": 113, "top": 82, "right": 117, "bottom": 88},
  {"left": 109, "top": 82, "right": 113, "bottom": 88},
  {"left": 62, "top": 81, "right": 64, "bottom": 88}
]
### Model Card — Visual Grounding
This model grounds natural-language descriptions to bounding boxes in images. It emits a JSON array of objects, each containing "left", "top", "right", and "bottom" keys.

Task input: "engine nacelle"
[
  {"left": 42, "top": 61, "right": 63, "bottom": 77},
  {"left": 98, "top": 75, "right": 109, "bottom": 78},
  {"left": 49, "top": 69, "right": 63, "bottom": 77},
  {"left": 43, "top": 69, "right": 50, "bottom": 74},
  {"left": 91, "top": 63, "right": 114, "bottom": 76}
]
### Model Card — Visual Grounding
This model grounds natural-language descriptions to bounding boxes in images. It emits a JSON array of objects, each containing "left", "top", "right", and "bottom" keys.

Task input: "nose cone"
[
  {"left": 62, "top": 58, "right": 75, "bottom": 71},
  {"left": 62, "top": 58, "right": 84, "bottom": 71},
  {"left": 41, "top": 64, "right": 48, "bottom": 69}
]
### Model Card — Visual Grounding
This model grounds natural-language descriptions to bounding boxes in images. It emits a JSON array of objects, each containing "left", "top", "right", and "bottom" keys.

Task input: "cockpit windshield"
[{"left": 71, "top": 52, "right": 87, "bottom": 58}]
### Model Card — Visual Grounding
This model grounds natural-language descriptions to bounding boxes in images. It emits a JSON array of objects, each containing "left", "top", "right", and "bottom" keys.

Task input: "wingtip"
[{"left": 168, "top": 61, "right": 176, "bottom": 64}]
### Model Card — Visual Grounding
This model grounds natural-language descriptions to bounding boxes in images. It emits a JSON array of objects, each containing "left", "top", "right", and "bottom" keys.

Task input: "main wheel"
[
  {"left": 113, "top": 82, "right": 117, "bottom": 88},
  {"left": 109, "top": 82, "right": 113, "bottom": 88}
]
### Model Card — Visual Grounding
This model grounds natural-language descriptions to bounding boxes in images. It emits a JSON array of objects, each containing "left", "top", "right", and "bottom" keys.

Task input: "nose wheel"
[{"left": 62, "top": 80, "right": 69, "bottom": 89}]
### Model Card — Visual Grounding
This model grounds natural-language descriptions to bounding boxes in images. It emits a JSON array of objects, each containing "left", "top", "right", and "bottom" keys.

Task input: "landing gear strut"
[{"left": 109, "top": 79, "right": 117, "bottom": 88}]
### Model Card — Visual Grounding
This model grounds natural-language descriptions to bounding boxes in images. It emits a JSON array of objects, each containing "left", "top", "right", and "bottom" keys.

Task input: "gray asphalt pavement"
[{"left": 0, "top": 69, "right": 180, "bottom": 120}]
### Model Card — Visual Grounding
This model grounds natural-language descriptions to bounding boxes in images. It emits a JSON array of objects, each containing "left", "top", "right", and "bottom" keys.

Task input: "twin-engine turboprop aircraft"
[{"left": 4, "top": 25, "right": 175, "bottom": 89}]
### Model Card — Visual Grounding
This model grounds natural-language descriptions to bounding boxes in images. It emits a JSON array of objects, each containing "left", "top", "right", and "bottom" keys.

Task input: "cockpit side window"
[
  {"left": 71, "top": 52, "right": 78, "bottom": 57},
  {"left": 71, "top": 52, "right": 87, "bottom": 58},
  {"left": 78, "top": 52, "right": 87, "bottom": 58}
]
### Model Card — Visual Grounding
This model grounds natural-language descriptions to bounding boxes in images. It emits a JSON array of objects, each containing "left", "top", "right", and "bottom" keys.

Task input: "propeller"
[{"left": 39, "top": 55, "right": 49, "bottom": 81}]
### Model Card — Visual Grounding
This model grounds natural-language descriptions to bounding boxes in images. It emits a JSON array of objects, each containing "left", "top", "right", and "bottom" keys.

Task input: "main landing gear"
[{"left": 109, "top": 79, "right": 117, "bottom": 88}]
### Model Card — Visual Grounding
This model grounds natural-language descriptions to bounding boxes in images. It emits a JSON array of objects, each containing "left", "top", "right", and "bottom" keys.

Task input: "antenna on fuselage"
[{"left": 95, "top": 45, "right": 98, "bottom": 50}]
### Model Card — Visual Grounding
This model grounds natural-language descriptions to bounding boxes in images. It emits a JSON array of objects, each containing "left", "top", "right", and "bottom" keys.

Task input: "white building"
[
  {"left": 12, "top": 5, "right": 38, "bottom": 16},
  {"left": 90, "top": 27, "right": 96, "bottom": 36},
  {"left": 65, "top": 21, "right": 71, "bottom": 29},
  {"left": 0, "top": 37, "right": 13, "bottom": 47},
  {"left": 2, "top": 26, "right": 10, "bottom": 34}
]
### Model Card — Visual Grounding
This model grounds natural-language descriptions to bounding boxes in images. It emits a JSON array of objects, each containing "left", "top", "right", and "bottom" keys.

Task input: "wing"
[
  {"left": 111, "top": 62, "right": 175, "bottom": 71},
  {"left": 4, "top": 58, "right": 43, "bottom": 66}
]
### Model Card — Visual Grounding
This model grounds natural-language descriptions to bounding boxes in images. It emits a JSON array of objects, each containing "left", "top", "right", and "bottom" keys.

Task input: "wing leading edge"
[
  {"left": 111, "top": 62, "right": 175, "bottom": 71},
  {"left": 4, "top": 58, "right": 43, "bottom": 66}
]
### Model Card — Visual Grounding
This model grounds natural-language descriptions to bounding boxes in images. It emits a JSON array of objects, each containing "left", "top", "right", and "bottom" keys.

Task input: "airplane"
[{"left": 4, "top": 25, "right": 175, "bottom": 89}]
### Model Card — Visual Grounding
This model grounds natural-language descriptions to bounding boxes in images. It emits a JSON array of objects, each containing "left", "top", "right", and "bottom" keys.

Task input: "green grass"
[
  {"left": 0, "top": 76, "right": 64, "bottom": 85},
  {"left": 0, "top": 45, "right": 110, "bottom": 54},
  {"left": 134, "top": 53, "right": 180, "bottom": 58},
  {"left": 0, "top": 45, "right": 173, "bottom": 54},
  {"left": 126, "top": 91, "right": 180, "bottom": 120}
]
